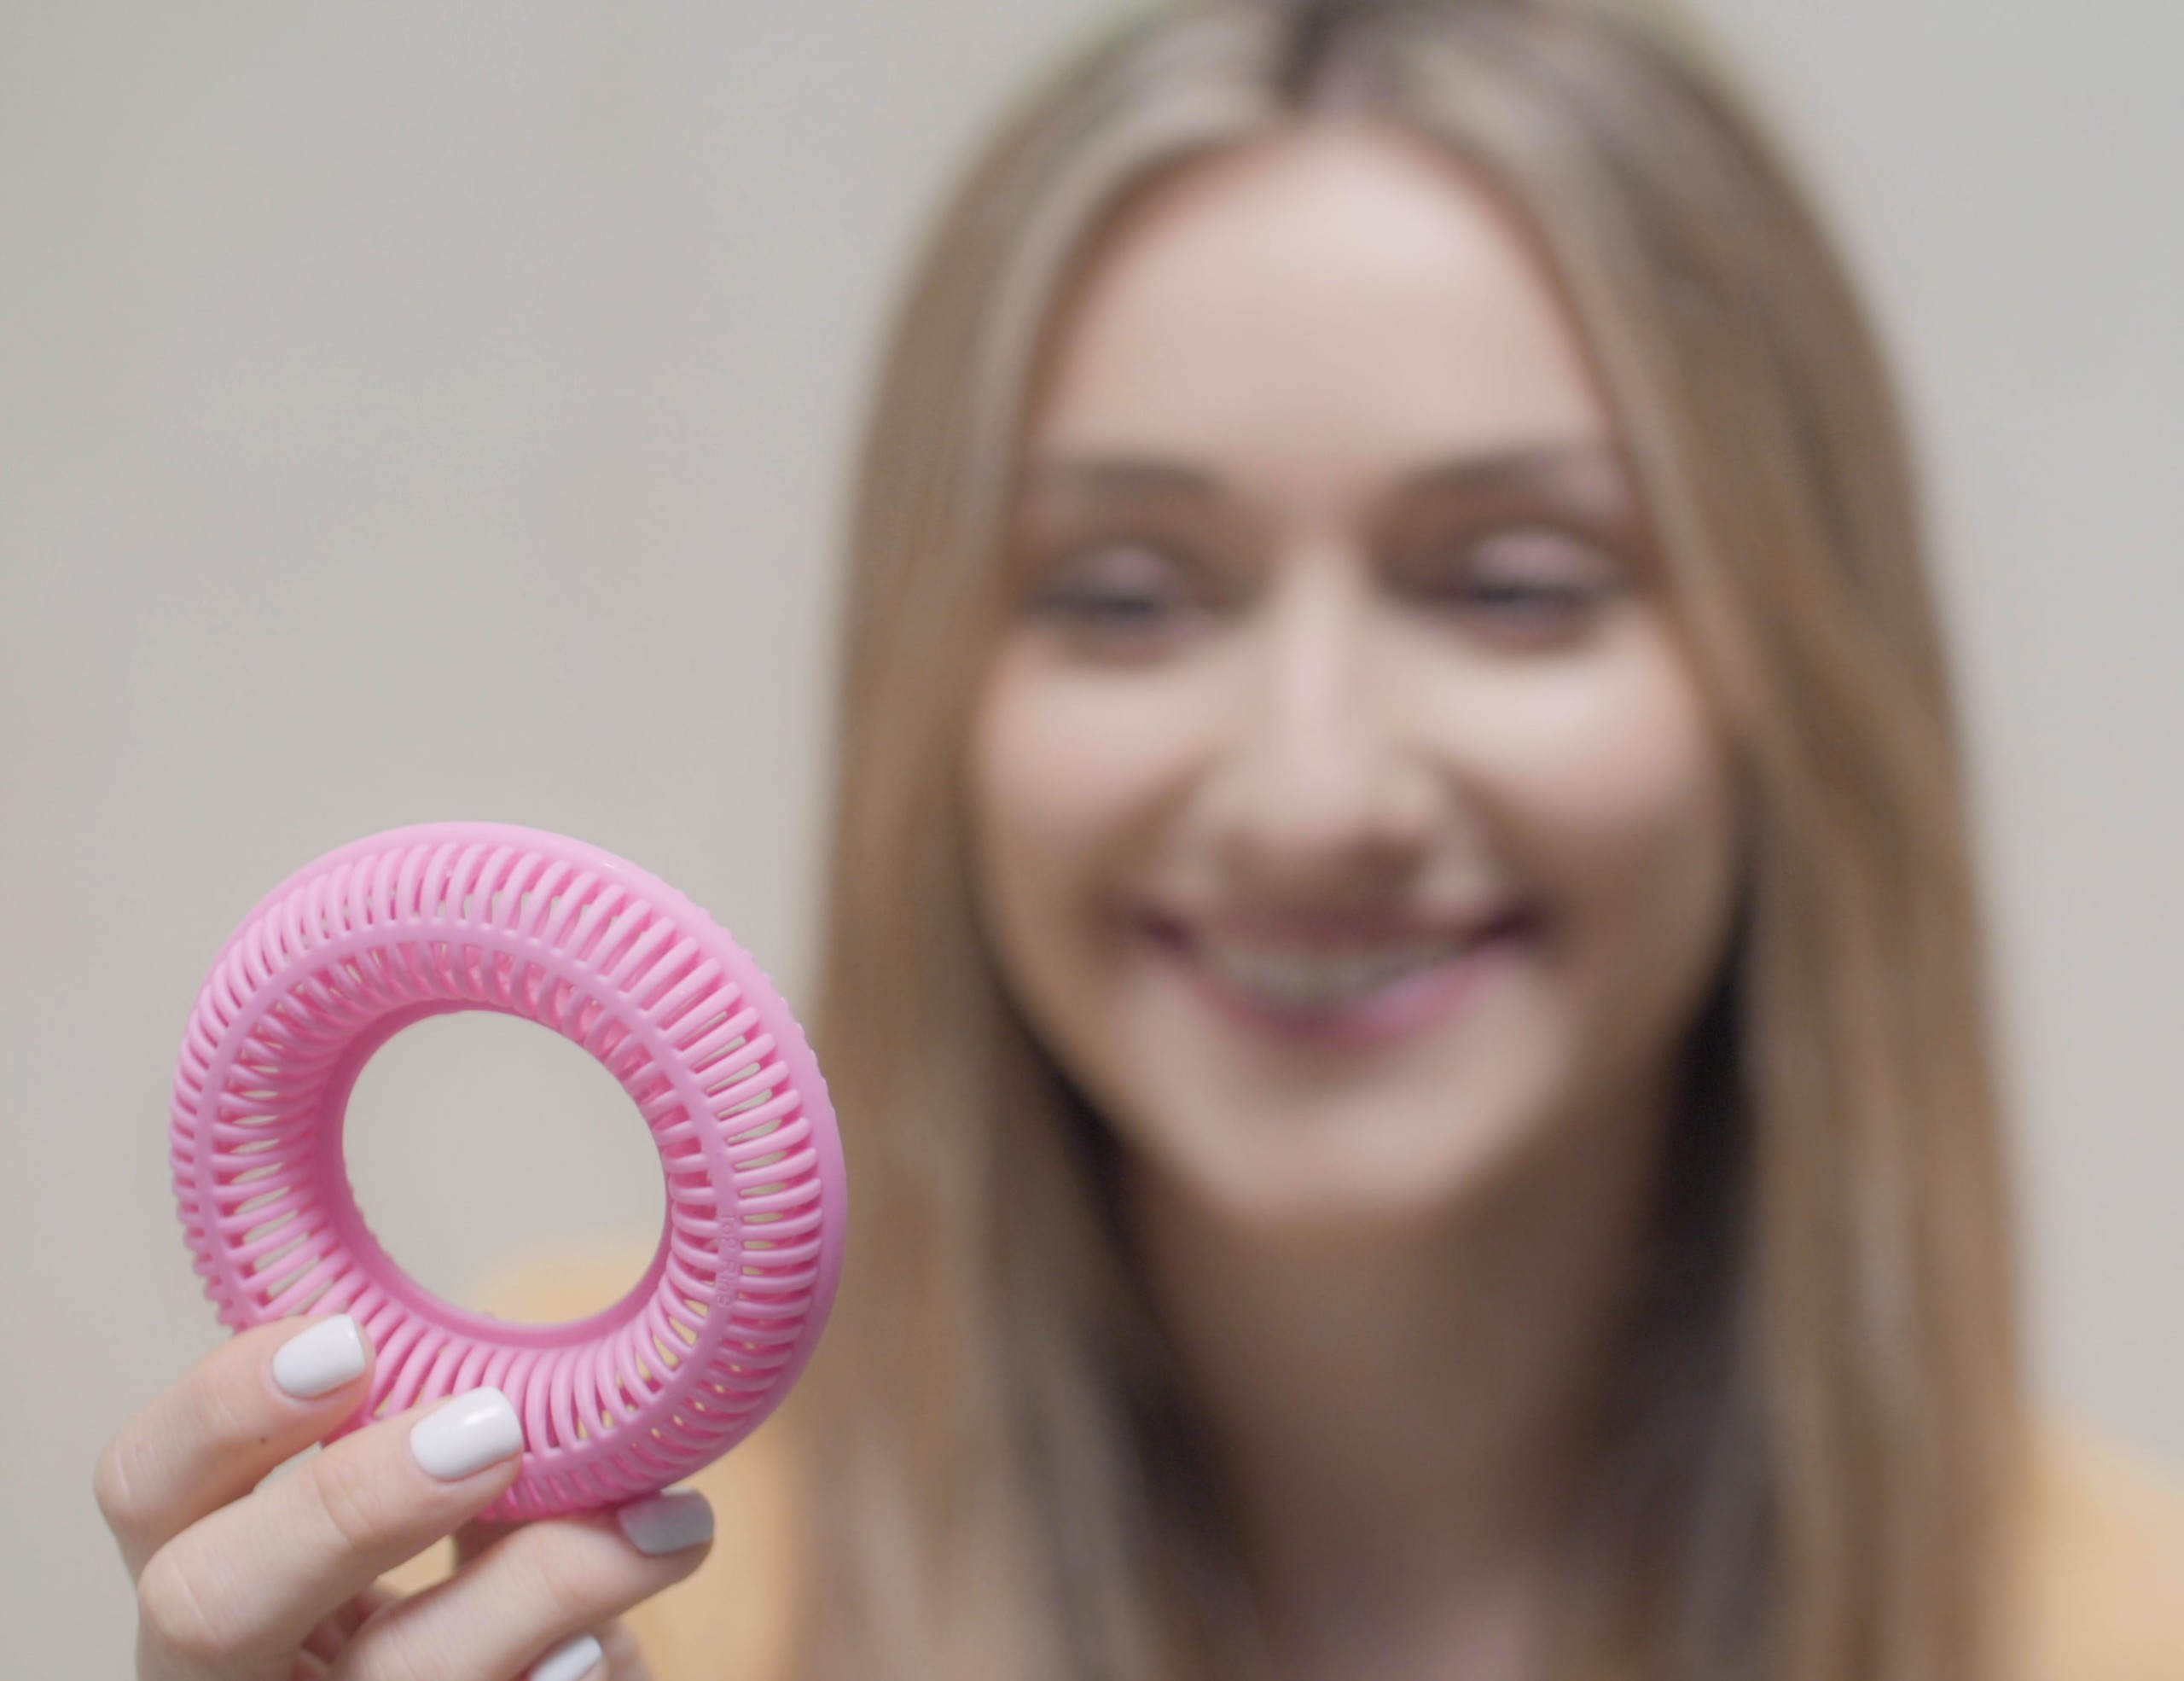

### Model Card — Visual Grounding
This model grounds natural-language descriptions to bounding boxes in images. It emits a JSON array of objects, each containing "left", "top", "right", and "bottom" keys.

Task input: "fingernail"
[
  {"left": 409, "top": 1387, "right": 525, "bottom": 1480},
  {"left": 271, "top": 1316, "right": 370, "bottom": 1399},
  {"left": 528, "top": 1630, "right": 605, "bottom": 1681},
  {"left": 617, "top": 1486, "right": 714, "bottom": 1556}
]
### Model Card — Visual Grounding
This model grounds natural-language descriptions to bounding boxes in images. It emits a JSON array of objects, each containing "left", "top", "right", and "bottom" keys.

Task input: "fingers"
[
  {"left": 332, "top": 1490, "right": 712, "bottom": 1681},
  {"left": 522, "top": 1624, "right": 653, "bottom": 1681},
  {"left": 134, "top": 1387, "right": 525, "bottom": 1675},
  {"left": 299, "top": 1585, "right": 398, "bottom": 1668},
  {"left": 594, "top": 1619, "right": 656, "bottom": 1681},
  {"left": 526, "top": 1632, "right": 609, "bottom": 1681},
  {"left": 96, "top": 1315, "right": 376, "bottom": 1579}
]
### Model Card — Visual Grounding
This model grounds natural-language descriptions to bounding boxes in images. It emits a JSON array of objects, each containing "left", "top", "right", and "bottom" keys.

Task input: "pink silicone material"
[{"left": 170, "top": 822, "right": 846, "bottom": 1521}]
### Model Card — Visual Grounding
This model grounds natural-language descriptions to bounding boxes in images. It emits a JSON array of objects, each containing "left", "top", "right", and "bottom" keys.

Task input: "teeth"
[{"left": 1195, "top": 937, "right": 1468, "bottom": 1012}]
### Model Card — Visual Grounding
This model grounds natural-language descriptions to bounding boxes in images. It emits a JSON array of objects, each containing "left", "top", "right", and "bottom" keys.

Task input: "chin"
[{"left": 1117, "top": 1068, "right": 1576, "bottom": 1238}]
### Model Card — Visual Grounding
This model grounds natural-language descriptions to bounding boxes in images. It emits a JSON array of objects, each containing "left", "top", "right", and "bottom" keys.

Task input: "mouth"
[{"left": 1138, "top": 903, "right": 1540, "bottom": 1044}]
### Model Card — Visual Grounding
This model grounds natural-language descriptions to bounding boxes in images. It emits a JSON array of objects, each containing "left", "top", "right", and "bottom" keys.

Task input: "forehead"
[{"left": 1031, "top": 124, "right": 1610, "bottom": 491}]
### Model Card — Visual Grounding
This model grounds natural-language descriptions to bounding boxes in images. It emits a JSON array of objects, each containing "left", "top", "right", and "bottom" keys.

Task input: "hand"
[{"left": 94, "top": 1314, "right": 715, "bottom": 1679}]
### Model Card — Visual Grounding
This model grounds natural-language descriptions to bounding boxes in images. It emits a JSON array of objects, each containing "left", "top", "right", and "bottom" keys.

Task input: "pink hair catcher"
[{"left": 170, "top": 822, "right": 846, "bottom": 1521}]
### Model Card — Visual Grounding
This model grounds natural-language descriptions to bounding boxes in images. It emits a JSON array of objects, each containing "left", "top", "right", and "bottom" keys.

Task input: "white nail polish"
[
  {"left": 409, "top": 1387, "right": 525, "bottom": 1480},
  {"left": 271, "top": 1316, "right": 370, "bottom": 1399},
  {"left": 528, "top": 1631, "right": 605, "bottom": 1681},
  {"left": 617, "top": 1487, "right": 714, "bottom": 1556}
]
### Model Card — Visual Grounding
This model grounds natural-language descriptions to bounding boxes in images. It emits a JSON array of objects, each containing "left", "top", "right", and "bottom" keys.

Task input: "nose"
[{"left": 1200, "top": 550, "right": 1437, "bottom": 899}]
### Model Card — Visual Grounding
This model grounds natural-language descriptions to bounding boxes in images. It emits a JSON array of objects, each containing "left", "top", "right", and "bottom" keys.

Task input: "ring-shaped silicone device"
[{"left": 169, "top": 822, "right": 846, "bottom": 1520}]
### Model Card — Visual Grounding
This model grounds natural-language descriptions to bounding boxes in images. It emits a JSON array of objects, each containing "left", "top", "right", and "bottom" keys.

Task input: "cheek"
[
  {"left": 1425, "top": 619, "right": 1740, "bottom": 1078},
  {"left": 967, "top": 641, "right": 1210, "bottom": 1026},
  {"left": 975, "top": 648, "right": 1176, "bottom": 856}
]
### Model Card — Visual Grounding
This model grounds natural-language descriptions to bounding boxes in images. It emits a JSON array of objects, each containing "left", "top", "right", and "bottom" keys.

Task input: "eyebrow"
[
  {"left": 1019, "top": 440, "right": 1630, "bottom": 505},
  {"left": 1393, "top": 441, "right": 1630, "bottom": 505},
  {"left": 1019, "top": 457, "right": 1223, "bottom": 500}
]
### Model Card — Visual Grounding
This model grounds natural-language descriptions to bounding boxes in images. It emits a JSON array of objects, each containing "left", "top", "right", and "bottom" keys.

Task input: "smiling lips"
[{"left": 1142, "top": 905, "right": 1538, "bottom": 1044}]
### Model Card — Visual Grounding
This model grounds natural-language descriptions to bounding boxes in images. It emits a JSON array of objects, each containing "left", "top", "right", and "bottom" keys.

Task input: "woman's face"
[{"left": 969, "top": 125, "right": 1742, "bottom": 1231}]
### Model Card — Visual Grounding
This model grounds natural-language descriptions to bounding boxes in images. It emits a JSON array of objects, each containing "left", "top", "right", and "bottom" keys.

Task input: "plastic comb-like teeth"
[{"left": 169, "top": 824, "right": 846, "bottom": 1521}]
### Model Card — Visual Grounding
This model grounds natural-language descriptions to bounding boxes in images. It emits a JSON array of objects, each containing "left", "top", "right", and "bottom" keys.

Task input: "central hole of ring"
[{"left": 340, "top": 1009, "right": 668, "bottom": 1326}]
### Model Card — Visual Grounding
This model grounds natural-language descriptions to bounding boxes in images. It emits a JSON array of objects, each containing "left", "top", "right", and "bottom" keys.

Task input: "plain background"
[{"left": 2, "top": 1, "right": 2176, "bottom": 1669}]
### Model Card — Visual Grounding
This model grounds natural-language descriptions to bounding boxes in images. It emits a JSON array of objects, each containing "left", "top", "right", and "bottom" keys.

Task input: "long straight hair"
[{"left": 795, "top": 4, "right": 2020, "bottom": 1678}]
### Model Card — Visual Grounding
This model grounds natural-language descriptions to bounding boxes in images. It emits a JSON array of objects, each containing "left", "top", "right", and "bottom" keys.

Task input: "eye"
[
  {"left": 1021, "top": 539, "right": 1213, "bottom": 652},
  {"left": 1401, "top": 525, "right": 1628, "bottom": 642}
]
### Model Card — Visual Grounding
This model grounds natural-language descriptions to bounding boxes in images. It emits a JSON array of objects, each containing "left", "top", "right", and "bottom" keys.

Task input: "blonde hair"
[{"left": 797, "top": 3, "right": 2020, "bottom": 1678}]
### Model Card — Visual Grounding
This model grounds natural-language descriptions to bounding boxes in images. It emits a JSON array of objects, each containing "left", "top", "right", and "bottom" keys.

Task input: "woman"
[{"left": 94, "top": 3, "right": 2184, "bottom": 1679}]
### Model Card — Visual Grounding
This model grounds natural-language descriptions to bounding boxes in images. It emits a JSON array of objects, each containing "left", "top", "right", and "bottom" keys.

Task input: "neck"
[{"left": 1127, "top": 1086, "right": 1674, "bottom": 1681}]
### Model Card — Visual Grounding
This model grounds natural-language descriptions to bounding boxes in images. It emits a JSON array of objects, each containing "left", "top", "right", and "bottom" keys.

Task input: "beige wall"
[{"left": 3, "top": 2, "right": 2175, "bottom": 1670}]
